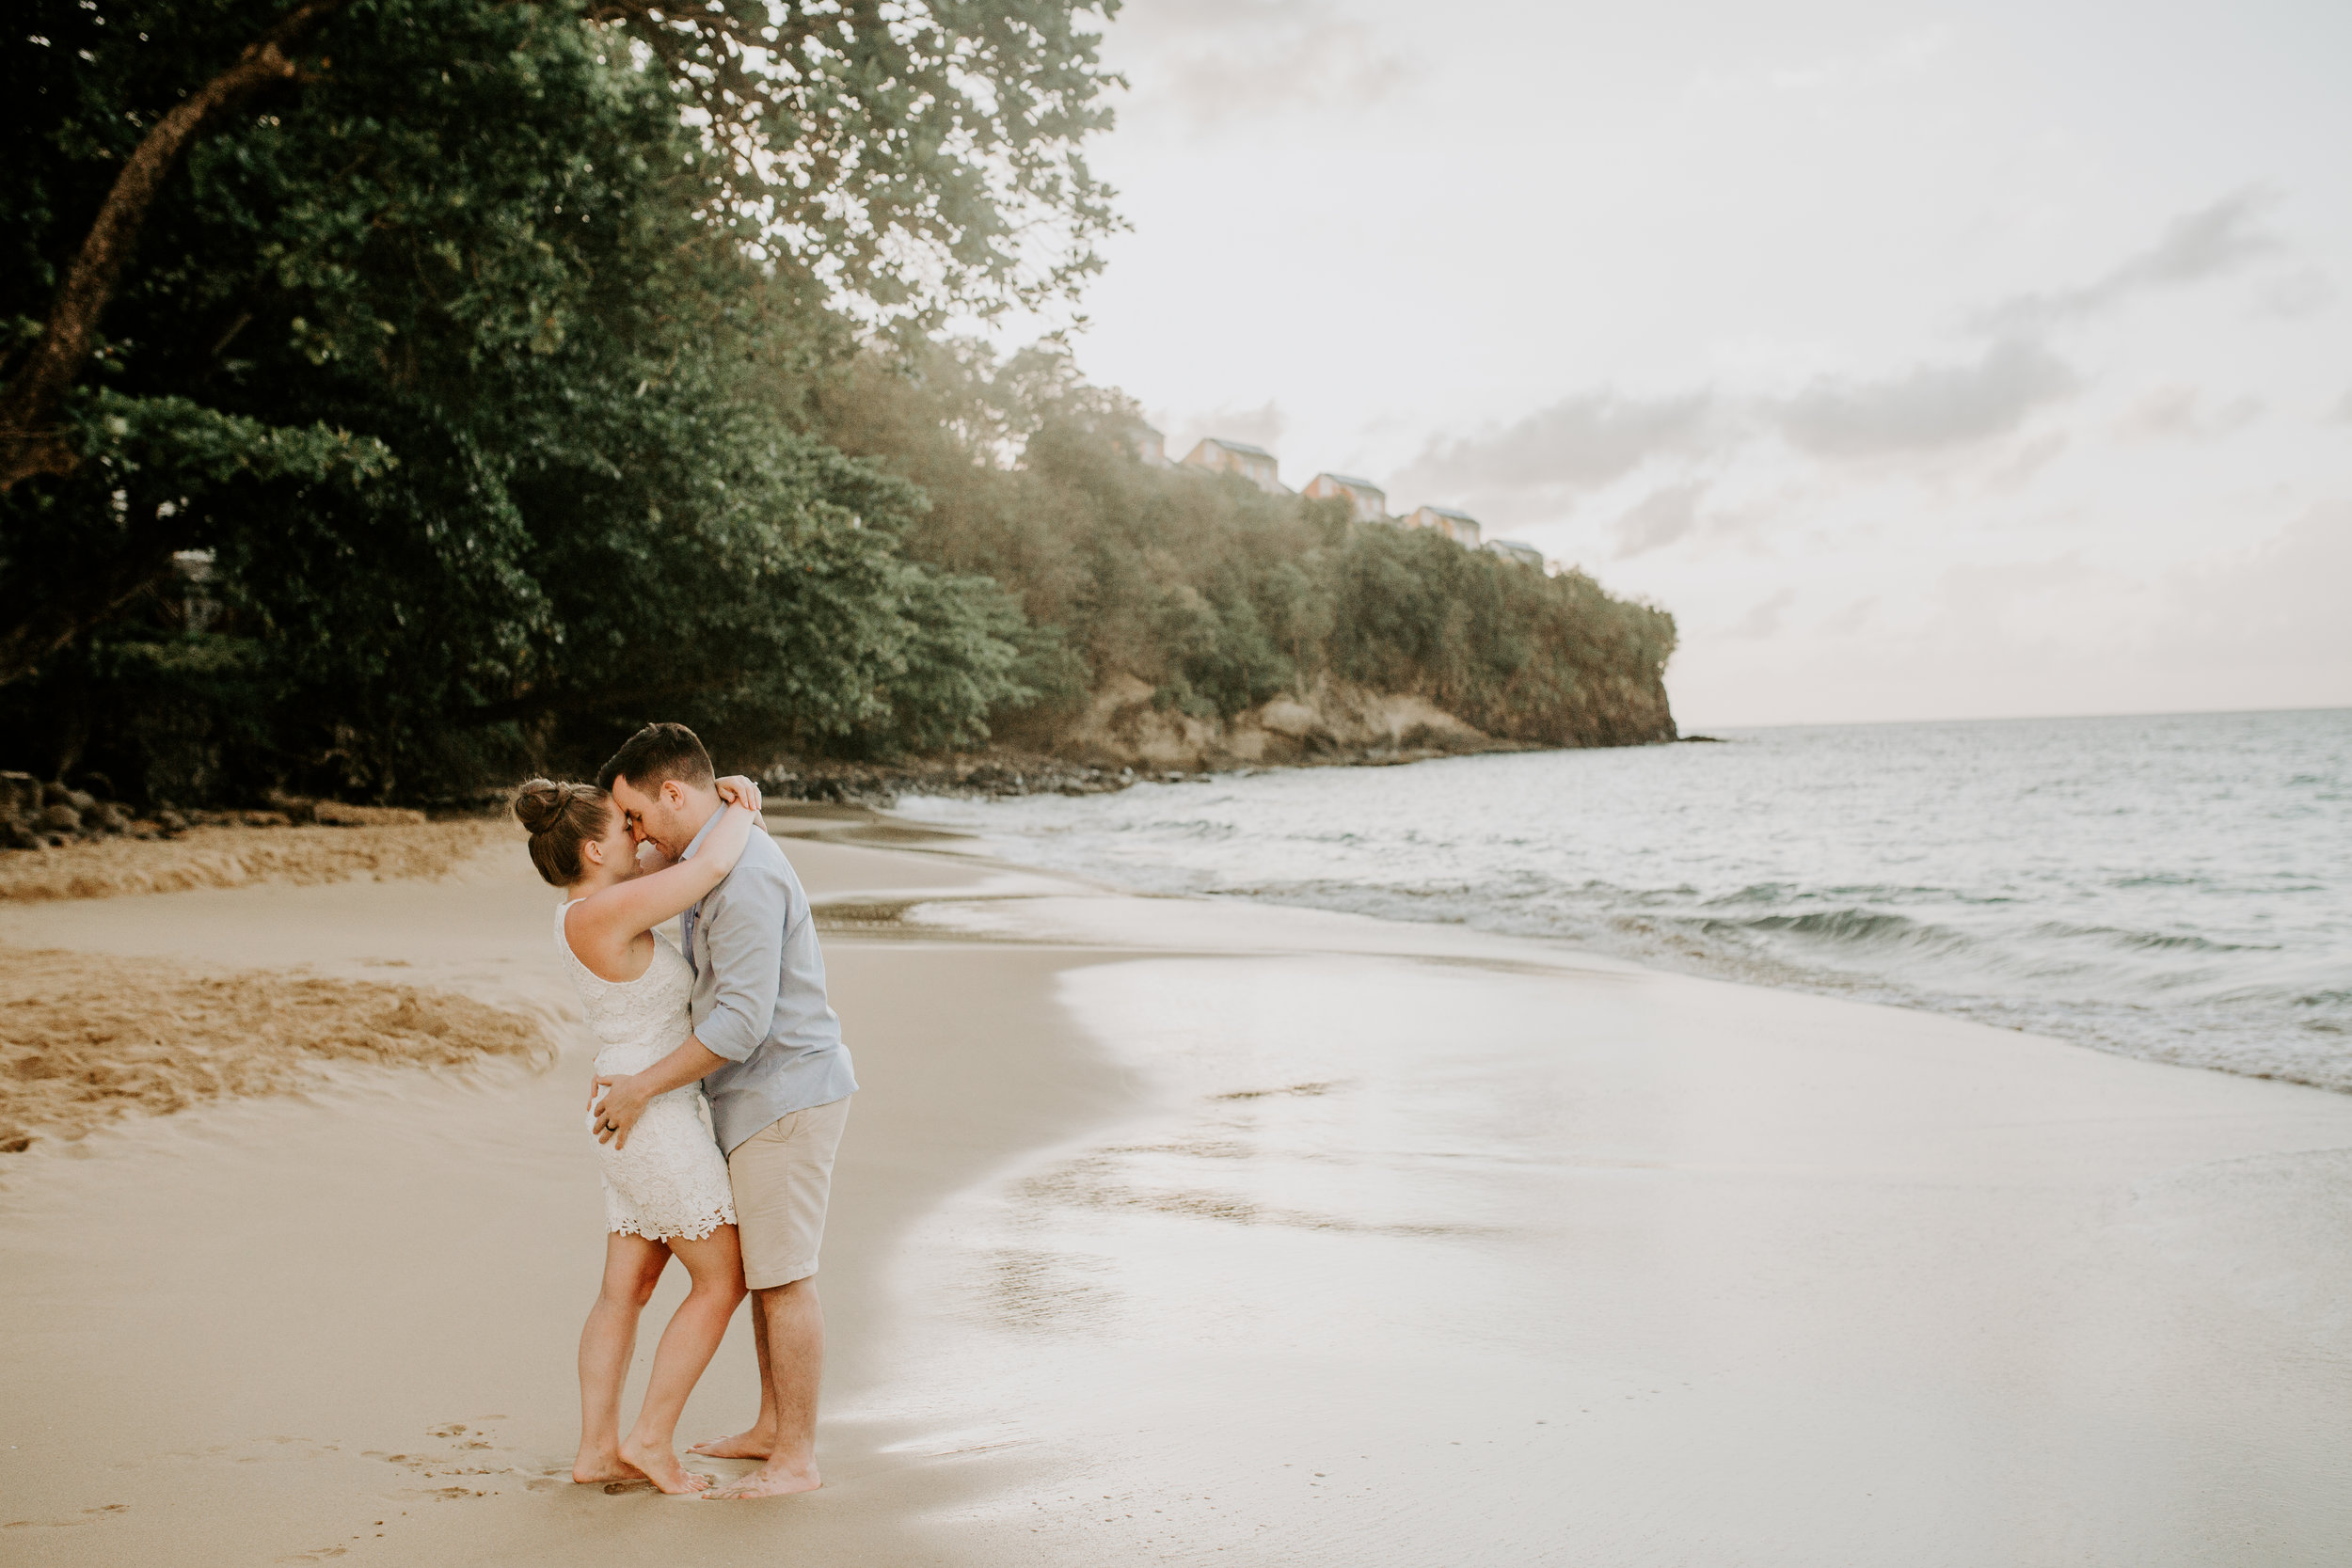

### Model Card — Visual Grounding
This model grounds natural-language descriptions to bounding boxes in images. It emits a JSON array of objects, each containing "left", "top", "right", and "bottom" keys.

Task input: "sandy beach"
[{"left": 5, "top": 811, "right": 2351, "bottom": 1566}]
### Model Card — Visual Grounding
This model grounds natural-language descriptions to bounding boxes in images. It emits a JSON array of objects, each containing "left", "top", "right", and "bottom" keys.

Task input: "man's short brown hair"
[{"left": 596, "top": 721, "right": 715, "bottom": 795}]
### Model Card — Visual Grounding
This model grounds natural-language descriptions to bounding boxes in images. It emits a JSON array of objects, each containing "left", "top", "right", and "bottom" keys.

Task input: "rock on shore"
[{"left": 0, "top": 771, "right": 427, "bottom": 853}]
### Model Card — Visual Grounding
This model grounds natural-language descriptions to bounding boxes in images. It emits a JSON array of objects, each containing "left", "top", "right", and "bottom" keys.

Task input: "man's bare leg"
[
  {"left": 706, "top": 1277, "right": 824, "bottom": 1497},
  {"left": 688, "top": 1296, "right": 780, "bottom": 1460}
]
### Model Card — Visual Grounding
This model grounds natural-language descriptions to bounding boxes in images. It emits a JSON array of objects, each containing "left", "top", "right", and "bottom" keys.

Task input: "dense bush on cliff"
[
  {"left": 814, "top": 343, "right": 1680, "bottom": 751},
  {"left": 0, "top": 0, "right": 1116, "bottom": 800}
]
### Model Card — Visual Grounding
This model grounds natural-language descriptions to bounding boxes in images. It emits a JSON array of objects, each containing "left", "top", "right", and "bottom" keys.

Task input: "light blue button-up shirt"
[{"left": 677, "top": 809, "right": 857, "bottom": 1153}]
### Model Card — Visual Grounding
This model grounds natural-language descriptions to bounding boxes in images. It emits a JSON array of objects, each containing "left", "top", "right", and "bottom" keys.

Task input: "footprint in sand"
[{"left": 3, "top": 1503, "right": 130, "bottom": 1530}]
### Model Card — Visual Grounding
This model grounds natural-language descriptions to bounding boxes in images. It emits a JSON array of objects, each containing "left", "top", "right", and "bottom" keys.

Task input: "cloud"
[
  {"left": 1390, "top": 341, "right": 2076, "bottom": 533},
  {"left": 2113, "top": 386, "right": 2263, "bottom": 444},
  {"left": 1396, "top": 390, "right": 1716, "bottom": 499},
  {"left": 1115, "top": 0, "right": 1412, "bottom": 129},
  {"left": 1768, "top": 338, "right": 2077, "bottom": 458},
  {"left": 1729, "top": 586, "right": 1798, "bottom": 640},
  {"left": 1820, "top": 596, "right": 1878, "bottom": 636},
  {"left": 1978, "top": 189, "right": 2280, "bottom": 335},
  {"left": 2256, "top": 268, "right": 2336, "bottom": 320},
  {"left": 1611, "top": 482, "right": 1708, "bottom": 558}
]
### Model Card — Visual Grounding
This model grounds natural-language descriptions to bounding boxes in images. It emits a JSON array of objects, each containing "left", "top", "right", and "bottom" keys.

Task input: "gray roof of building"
[
  {"left": 1204, "top": 437, "right": 1277, "bottom": 459},
  {"left": 1314, "top": 472, "right": 1386, "bottom": 493},
  {"left": 1415, "top": 504, "right": 1478, "bottom": 522}
]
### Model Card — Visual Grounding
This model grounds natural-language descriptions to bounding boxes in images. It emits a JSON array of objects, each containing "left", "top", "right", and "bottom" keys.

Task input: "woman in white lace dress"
[{"left": 514, "top": 773, "right": 763, "bottom": 1496}]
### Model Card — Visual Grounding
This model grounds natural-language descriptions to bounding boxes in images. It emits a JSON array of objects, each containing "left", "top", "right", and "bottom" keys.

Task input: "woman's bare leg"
[
  {"left": 617, "top": 1225, "right": 747, "bottom": 1495},
  {"left": 574, "top": 1232, "right": 670, "bottom": 1484}
]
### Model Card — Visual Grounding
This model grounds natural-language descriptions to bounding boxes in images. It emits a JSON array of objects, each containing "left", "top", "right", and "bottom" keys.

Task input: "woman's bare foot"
[
  {"left": 571, "top": 1451, "right": 647, "bottom": 1486},
  {"left": 706, "top": 1459, "right": 821, "bottom": 1499},
  {"left": 688, "top": 1427, "right": 774, "bottom": 1461},
  {"left": 616, "top": 1435, "right": 711, "bottom": 1496}
]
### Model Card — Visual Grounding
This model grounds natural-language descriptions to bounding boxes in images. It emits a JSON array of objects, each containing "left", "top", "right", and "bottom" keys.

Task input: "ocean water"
[{"left": 898, "top": 707, "right": 2352, "bottom": 1092}]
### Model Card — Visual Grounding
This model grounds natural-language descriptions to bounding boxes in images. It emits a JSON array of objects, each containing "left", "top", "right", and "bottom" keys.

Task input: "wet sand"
[{"left": 4, "top": 818, "right": 2351, "bottom": 1564}]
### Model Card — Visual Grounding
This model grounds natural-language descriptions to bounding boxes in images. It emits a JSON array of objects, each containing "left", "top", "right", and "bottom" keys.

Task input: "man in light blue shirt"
[{"left": 590, "top": 722, "right": 854, "bottom": 1500}]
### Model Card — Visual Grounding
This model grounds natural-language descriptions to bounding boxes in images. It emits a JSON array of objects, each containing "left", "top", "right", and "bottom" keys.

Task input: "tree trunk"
[{"left": 0, "top": 0, "right": 345, "bottom": 493}]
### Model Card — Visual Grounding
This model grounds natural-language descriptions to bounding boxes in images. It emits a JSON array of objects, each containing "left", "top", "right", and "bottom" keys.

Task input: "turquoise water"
[{"left": 901, "top": 708, "right": 2352, "bottom": 1090}]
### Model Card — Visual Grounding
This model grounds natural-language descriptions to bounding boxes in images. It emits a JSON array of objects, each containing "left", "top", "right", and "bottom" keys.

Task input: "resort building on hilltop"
[
  {"left": 1404, "top": 504, "right": 1482, "bottom": 547},
  {"left": 1124, "top": 423, "right": 1169, "bottom": 467},
  {"left": 1182, "top": 437, "right": 1288, "bottom": 494},
  {"left": 1485, "top": 538, "right": 1544, "bottom": 569},
  {"left": 1301, "top": 472, "right": 1389, "bottom": 524}
]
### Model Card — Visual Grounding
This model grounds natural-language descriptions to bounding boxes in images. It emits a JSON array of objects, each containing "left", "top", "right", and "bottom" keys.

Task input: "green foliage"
[
  {"left": 815, "top": 342, "right": 1679, "bottom": 749},
  {"left": 2, "top": 0, "right": 1116, "bottom": 800},
  {"left": 618, "top": 0, "right": 1123, "bottom": 330}
]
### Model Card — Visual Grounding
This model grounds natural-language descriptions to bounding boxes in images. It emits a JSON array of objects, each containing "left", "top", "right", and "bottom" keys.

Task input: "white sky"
[{"left": 996, "top": 0, "right": 2352, "bottom": 729}]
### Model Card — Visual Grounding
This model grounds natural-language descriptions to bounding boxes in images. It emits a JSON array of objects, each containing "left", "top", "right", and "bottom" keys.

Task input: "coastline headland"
[
  {"left": 763, "top": 678, "right": 1546, "bottom": 808},
  {"left": 2, "top": 804, "right": 2349, "bottom": 1563}
]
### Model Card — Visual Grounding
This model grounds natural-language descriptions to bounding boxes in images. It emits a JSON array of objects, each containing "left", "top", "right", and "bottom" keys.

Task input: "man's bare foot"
[
  {"left": 616, "top": 1435, "right": 712, "bottom": 1497},
  {"left": 688, "top": 1428, "right": 775, "bottom": 1461},
  {"left": 571, "top": 1452, "right": 647, "bottom": 1486},
  {"left": 706, "top": 1460, "right": 821, "bottom": 1500}
]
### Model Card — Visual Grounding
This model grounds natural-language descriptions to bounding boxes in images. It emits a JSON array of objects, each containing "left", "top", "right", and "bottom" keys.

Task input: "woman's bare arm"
[{"left": 573, "top": 783, "right": 763, "bottom": 942}]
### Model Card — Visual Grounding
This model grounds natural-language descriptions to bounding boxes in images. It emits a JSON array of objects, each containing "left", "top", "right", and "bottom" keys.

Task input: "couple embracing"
[{"left": 512, "top": 722, "right": 854, "bottom": 1499}]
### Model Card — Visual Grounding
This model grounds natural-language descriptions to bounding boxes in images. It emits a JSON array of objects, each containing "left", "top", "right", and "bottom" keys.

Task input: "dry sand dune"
[
  {"left": 0, "top": 947, "right": 550, "bottom": 1151},
  {"left": 0, "top": 819, "right": 507, "bottom": 905}
]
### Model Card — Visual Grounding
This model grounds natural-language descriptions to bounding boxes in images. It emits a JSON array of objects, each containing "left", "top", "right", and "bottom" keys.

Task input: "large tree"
[{"left": 0, "top": 0, "right": 1119, "bottom": 794}]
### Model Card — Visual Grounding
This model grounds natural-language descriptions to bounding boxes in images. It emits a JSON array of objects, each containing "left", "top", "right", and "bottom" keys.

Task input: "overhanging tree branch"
[{"left": 0, "top": 0, "right": 346, "bottom": 493}]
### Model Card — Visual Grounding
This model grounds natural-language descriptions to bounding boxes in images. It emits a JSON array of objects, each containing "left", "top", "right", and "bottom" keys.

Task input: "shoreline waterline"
[{"left": 896, "top": 705, "right": 2352, "bottom": 1095}]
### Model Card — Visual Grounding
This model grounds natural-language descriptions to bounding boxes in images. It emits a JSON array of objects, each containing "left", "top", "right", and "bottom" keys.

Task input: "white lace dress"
[{"left": 555, "top": 901, "right": 736, "bottom": 1242}]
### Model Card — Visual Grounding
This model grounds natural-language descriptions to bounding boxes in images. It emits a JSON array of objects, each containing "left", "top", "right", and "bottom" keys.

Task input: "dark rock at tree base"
[
  {"left": 264, "top": 791, "right": 320, "bottom": 825},
  {"left": 0, "top": 768, "right": 193, "bottom": 851},
  {"left": 763, "top": 752, "right": 1137, "bottom": 810}
]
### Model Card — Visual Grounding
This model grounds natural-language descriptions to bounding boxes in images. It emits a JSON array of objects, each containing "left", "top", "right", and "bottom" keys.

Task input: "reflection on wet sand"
[{"left": 854, "top": 948, "right": 2352, "bottom": 1565}]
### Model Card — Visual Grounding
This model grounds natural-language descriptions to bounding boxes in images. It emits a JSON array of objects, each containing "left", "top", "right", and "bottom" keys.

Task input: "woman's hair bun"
[
  {"left": 513, "top": 778, "right": 571, "bottom": 835},
  {"left": 513, "top": 778, "right": 613, "bottom": 887}
]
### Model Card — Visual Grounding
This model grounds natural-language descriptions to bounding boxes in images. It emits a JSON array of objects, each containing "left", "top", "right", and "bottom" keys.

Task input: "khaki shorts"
[{"left": 726, "top": 1097, "right": 850, "bottom": 1291}]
